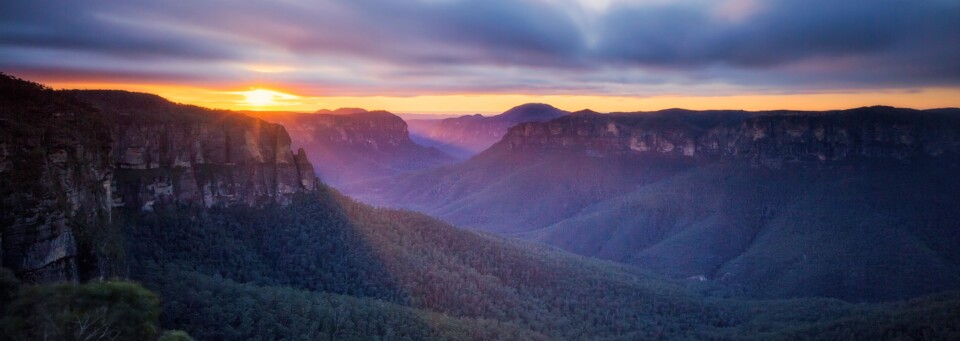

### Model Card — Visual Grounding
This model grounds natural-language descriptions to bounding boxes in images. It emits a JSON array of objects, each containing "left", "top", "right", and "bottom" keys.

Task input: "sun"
[{"left": 237, "top": 89, "right": 298, "bottom": 107}]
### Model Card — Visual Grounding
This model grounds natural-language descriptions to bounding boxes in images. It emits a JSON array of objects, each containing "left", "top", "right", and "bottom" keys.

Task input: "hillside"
[
  {"left": 120, "top": 186, "right": 960, "bottom": 339},
  {"left": 346, "top": 107, "right": 960, "bottom": 302},
  {"left": 3, "top": 74, "right": 960, "bottom": 339},
  {"left": 248, "top": 109, "right": 455, "bottom": 187},
  {"left": 407, "top": 103, "right": 569, "bottom": 159}
]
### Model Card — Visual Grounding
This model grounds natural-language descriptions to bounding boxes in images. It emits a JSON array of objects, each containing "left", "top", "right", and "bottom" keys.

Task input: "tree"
[{"left": 2, "top": 281, "right": 160, "bottom": 341}]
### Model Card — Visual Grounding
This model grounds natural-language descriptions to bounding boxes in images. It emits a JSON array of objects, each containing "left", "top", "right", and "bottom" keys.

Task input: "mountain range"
[
  {"left": 406, "top": 103, "right": 569, "bottom": 159},
  {"left": 2, "top": 73, "right": 959, "bottom": 339},
  {"left": 346, "top": 107, "right": 960, "bottom": 302}
]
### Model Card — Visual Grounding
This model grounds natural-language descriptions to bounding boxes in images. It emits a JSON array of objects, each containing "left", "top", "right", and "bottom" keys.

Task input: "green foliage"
[
  {"left": 118, "top": 185, "right": 960, "bottom": 339},
  {"left": 1, "top": 281, "right": 160, "bottom": 341},
  {"left": 753, "top": 292, "right": 960, "bottom": 340},
  {"left": 122, "top": 188, "right": 724, "bottom": 339},
  {"left": 140, "top": 266, "right": 545, "bottom": 340},
  {"left": 122, "top": 190, "right": 408, "bottom": 303}
]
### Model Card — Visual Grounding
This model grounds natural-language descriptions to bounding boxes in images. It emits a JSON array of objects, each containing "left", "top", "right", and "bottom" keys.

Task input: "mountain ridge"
[
  {"left": 346, "top": 106, "right": 960, "bottom": 301},
  {"left": 314, "top": 107, "right": 369, "bottom": 115},
  {"left": 407, "top": 103, "right": 570, "bottom": 158}
]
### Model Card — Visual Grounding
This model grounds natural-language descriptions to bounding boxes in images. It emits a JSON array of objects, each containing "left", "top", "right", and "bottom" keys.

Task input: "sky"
[{"left": 1, "top": 0, "right": 959, "bottom": 114}]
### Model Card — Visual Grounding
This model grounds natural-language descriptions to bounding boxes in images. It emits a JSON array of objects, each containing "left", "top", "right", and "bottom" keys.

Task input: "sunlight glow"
[
  {"left": 236, "top": 89, "right": 299, "bottom": 107},
  {"left": 37, "top": 81, "right": 960, "bottom": 114}
]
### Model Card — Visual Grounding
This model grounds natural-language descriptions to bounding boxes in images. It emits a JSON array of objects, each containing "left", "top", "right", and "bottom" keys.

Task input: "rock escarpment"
[
  {"left": 74, "top": 90, "right": 318, "bottom": 209},
  {"left": 350, "top": 106, "right": 960, "bottom": 234},
  {"left": 0, "top": 75, "right": 318, "bottom": 284},
  {"left": 502, "top": 107, "right": 960, "bottom": 166},
  {"left": 252, "top": 109, "right": 453, "bottom": 187},
  {"left": 0, "top": 75, "right": 113, "bottom": 283}
]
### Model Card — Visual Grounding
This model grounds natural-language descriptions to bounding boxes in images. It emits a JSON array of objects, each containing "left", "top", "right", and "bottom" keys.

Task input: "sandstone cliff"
[
  {"left": 0, "top": 75, "right": 318, "bottom": 283},
  {"left": 0, "top": 75, "right": 113, "bottom": 283},
  {"left": 501, "top": 107, "right": 960, "bottom": 166},
  {"left": 251, "top": 109, "right": 453, "bottom": 187},
  {"left": 73, "top": 90, "right": 318, "bottom": 209}
]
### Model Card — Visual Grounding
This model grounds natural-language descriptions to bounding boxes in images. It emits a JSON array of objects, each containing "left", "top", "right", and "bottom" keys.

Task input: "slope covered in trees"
[
  {"left": 120, "top": 185, "right": 960, "bottom": 339},
  {"left": 121, "top": 188, "right": 720, "bottom": 339}
]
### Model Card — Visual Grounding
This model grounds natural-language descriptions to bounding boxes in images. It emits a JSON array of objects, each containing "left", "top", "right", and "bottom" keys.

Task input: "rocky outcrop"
[
  {"left": 407, "top": 103, "right": 569, "bottom": 159},
  {"left": 252, "top": 109, "right": 454, "bottom": 187},
  {"left": 1, "top": 75, "right": 319, "bottom": 284},
  {"left": 1, "top": 75, "right": 114, "bottom": 283},
  {"left": 72, "top": 90, "right": 319, "bottom": 209},
  {"left": 501, "top": 107, "right": 960, "bottom": 167}
]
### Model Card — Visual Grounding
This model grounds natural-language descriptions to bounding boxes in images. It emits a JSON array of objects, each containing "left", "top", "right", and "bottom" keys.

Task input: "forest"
[{"left": 6, "top": 185, "right": 956, "bottom": 340}]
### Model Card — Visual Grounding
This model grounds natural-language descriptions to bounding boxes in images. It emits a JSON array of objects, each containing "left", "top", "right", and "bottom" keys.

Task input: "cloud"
[
  {"left": 0, "top": 2, "right": 236, "bottom": 61},
  {"left": 593, "top": 0, "right": 960, "bottom": 86},
  {"left": 0, "top": 0, "right": 958, "bottom": 96}
]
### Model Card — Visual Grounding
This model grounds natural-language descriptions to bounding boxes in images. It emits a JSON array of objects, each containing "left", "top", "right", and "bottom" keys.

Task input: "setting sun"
[{"left": 237, "top": 89, "right": 298, "bottom": 107}]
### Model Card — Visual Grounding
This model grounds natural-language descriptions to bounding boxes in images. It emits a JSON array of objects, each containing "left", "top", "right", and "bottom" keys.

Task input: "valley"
[
  {"left": 347, "top": 107, "right": 960, "bottom": 302},
  {"left": 2, "top": 74, "right": 959, "bottom": 339}
]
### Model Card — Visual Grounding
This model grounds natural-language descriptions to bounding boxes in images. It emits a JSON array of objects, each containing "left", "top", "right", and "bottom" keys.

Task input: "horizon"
[
  {"left": 9, "top": 73, "right": 960, "bottom": 118},
  {"left": 16, "top": 77, "right": 960, "bottom": 115},
  {"left": 3, "top": 1, "right": 959, "bottom": 113}
]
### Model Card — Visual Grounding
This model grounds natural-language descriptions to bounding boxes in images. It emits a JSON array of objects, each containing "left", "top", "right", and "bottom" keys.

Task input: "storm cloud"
[{"left": 1, "top": 0, "right": 957, "bottom": 95}]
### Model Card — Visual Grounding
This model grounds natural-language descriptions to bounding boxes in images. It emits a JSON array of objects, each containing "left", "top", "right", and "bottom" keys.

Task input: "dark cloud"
[
  {"left": 0, "top": 0, "right": 958, "bottom": 94},
  {"left": 0, "top": 1, "right": 235, "bottom": 60},
  {"left": 345, "top": 0, "right": 588, "bottom": 66},
  {"left": 594, "top": 0, "right": 960, "bottom": 86}
]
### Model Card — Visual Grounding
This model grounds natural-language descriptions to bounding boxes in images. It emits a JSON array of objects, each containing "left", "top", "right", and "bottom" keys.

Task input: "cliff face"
[
  {"left": 1, "top": 76, "right": 114, "bottom": 283},
  {"left": 0, "top": 76, "right": 318, "bottom": 284},
  {"left": 501, "top": 107, "right": 960, "bottom": 166},
  {"left": 407, "top": 103, "right": 569, "bottom": 159},
  {"left": 72, "top": 91, "right": 318, "bottom": 210},
  {"left": 292, "top": 110, "right": 412, "bottom": 150},
  {"left": 252, "top": 109, "right": 453, "bottom": 187}
]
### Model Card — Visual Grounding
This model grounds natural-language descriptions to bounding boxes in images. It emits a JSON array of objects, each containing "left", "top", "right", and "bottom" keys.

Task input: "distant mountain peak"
[
  {"left": 497, "top": 103, "right": 569, "bottom": 122},
  {"left": 315, "top": 107, "right": 369, "bottom": 115},
  {"left": 571, "top": 109, "right": 600, "bottom": 116},
  {"left": 507, "top": 103, "right": 557, "bottom": 110}
]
